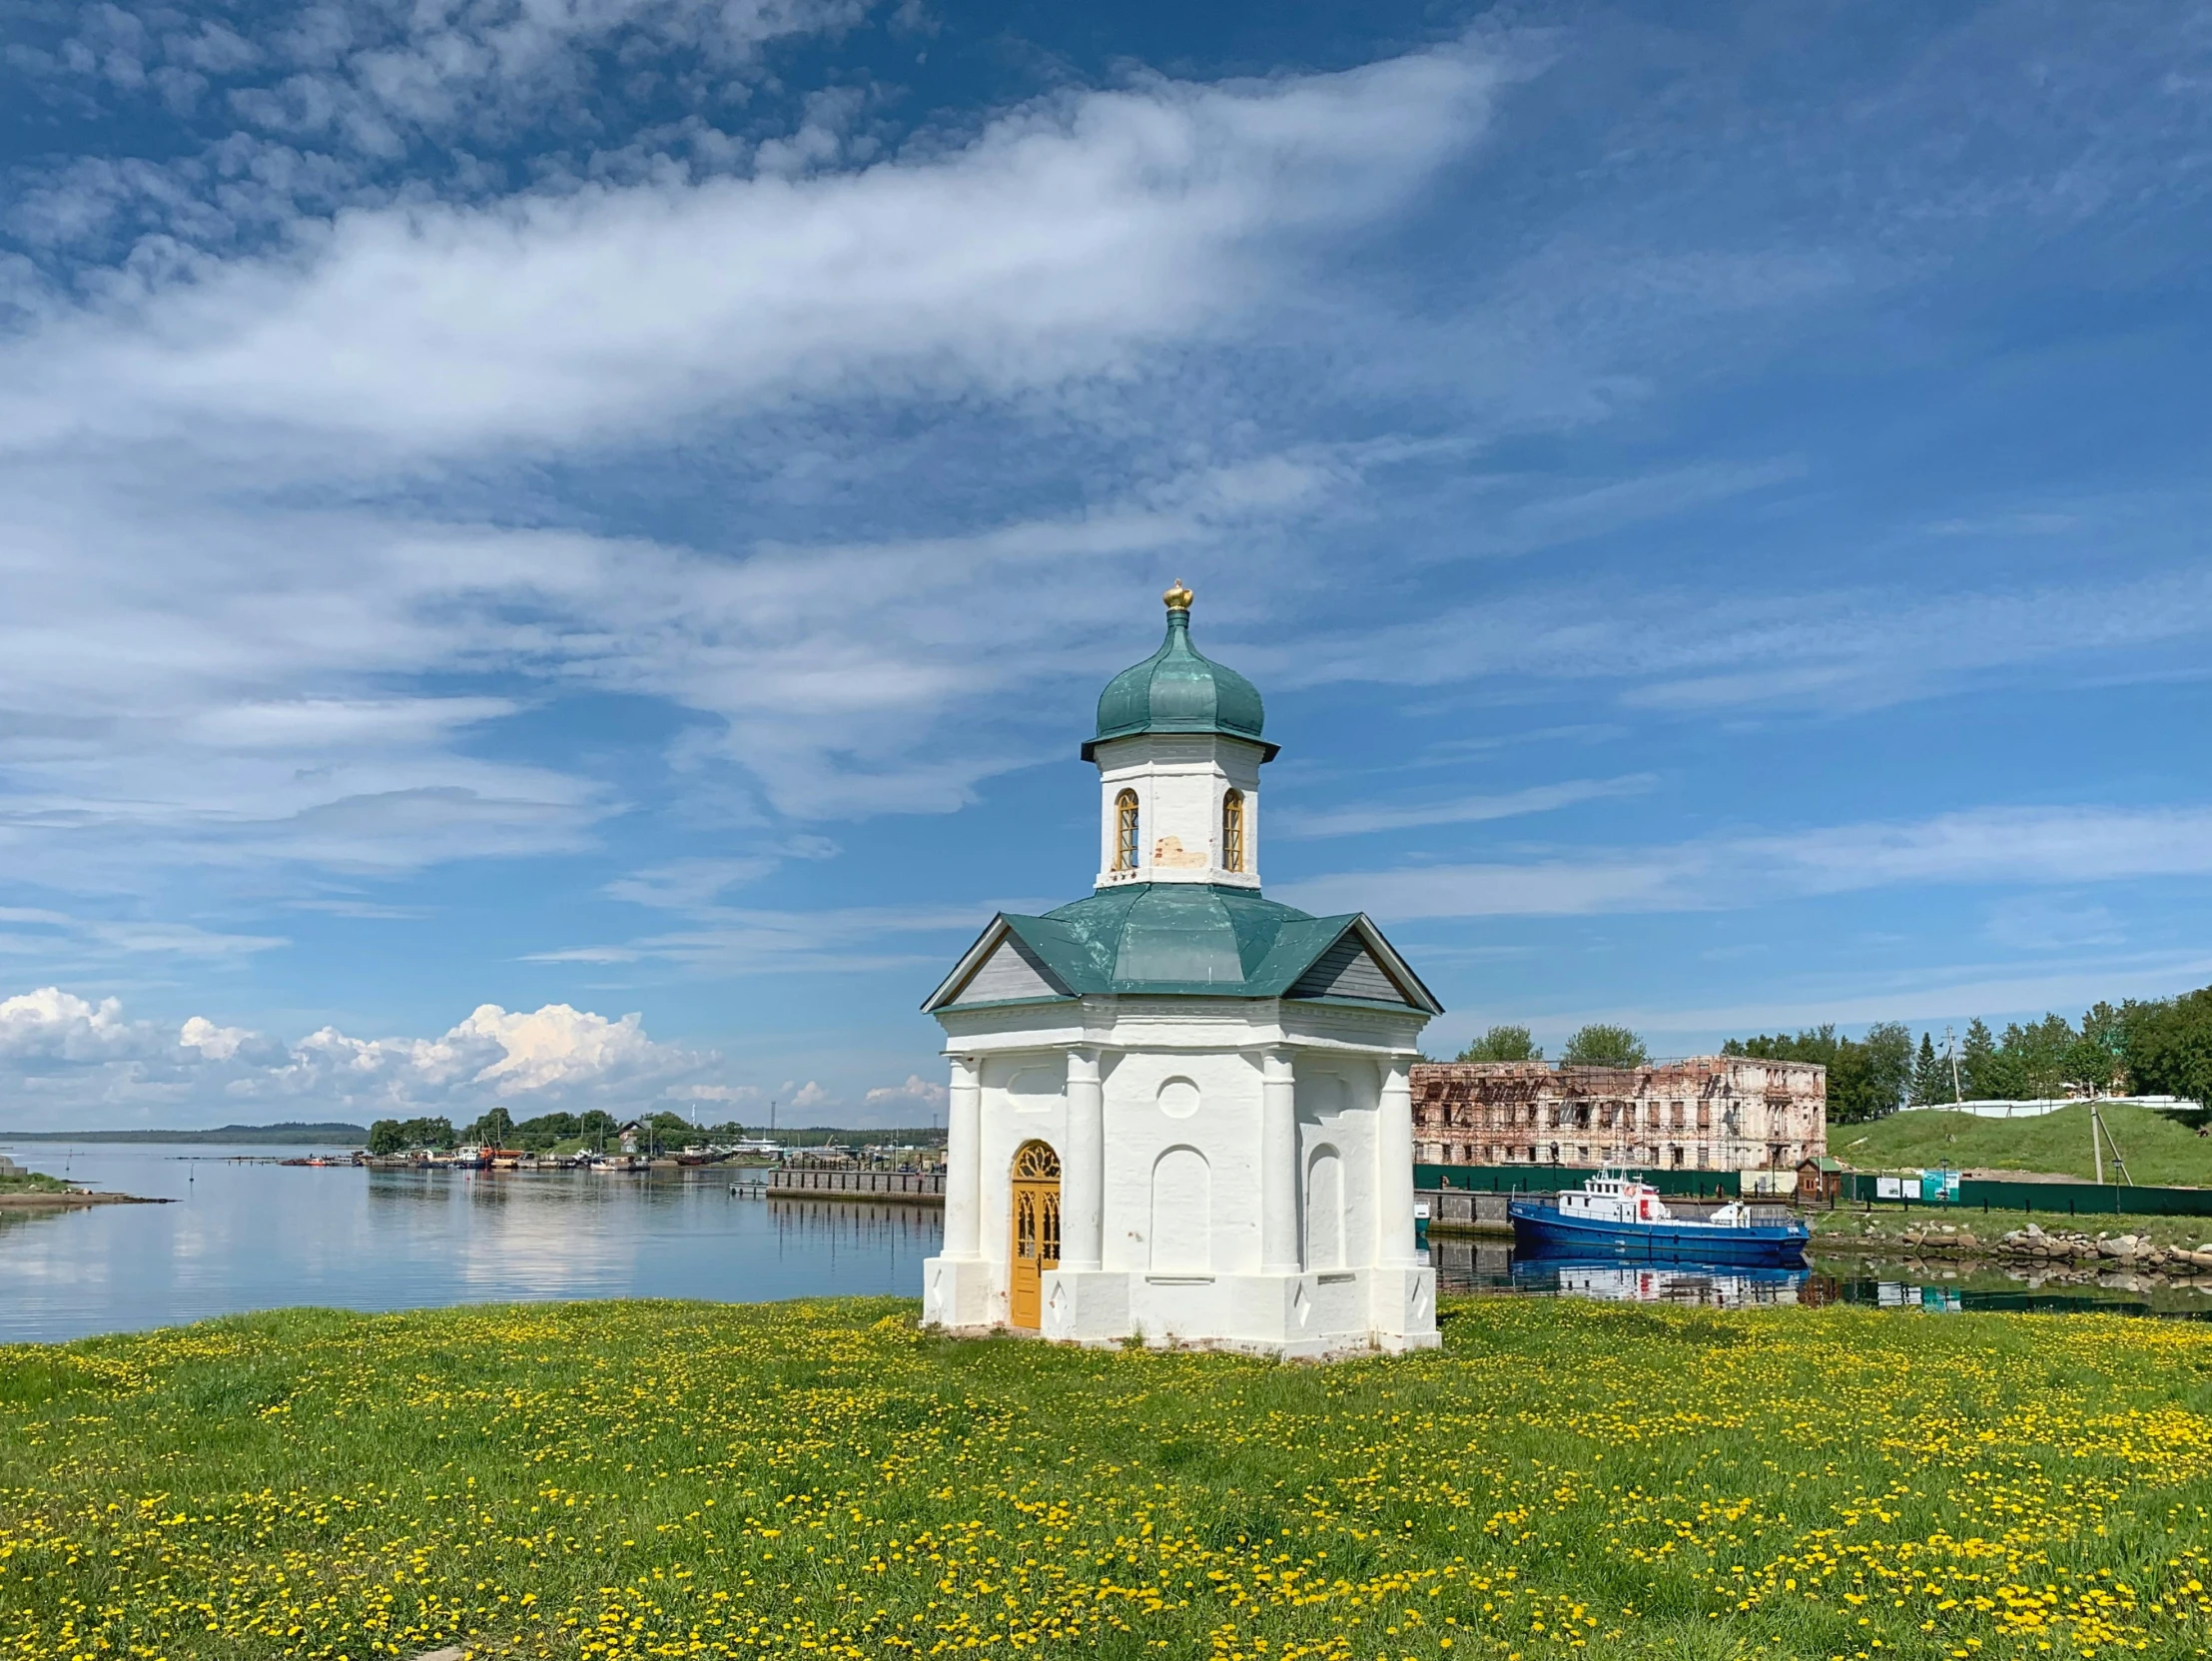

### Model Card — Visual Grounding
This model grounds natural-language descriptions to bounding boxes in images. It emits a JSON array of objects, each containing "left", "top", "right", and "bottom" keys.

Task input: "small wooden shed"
[{"left": 1797, "top": 1155, "right": 1844, "bottom": 1204}]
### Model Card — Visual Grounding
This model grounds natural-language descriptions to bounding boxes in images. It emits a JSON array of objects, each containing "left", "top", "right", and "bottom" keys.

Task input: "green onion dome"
[{"left": 1083, "top": 583, "right": 1275, "bottom": 761}]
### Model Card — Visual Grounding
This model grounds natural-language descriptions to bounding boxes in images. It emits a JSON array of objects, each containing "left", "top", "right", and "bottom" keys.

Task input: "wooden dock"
[
  {"left": 1419, "top": 1188, "right": 1515, "bottom": 1236},
  {"left": 766, "top": 1169, "right": 945, "bottom": 1207}
]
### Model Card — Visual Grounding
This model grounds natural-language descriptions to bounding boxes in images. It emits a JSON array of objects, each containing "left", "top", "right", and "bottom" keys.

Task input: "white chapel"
[{"left": 920, "top": 584, "right": 1443, "bottom": 1357}]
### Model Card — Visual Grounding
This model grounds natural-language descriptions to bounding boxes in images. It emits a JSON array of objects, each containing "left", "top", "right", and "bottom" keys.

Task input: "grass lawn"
[
  {"left": 1834, "top": 1105, "right": 2212, "bottom": 1187},
  {"left": 4, "top": 1298, "right": 2212, "bottom": 1661}
]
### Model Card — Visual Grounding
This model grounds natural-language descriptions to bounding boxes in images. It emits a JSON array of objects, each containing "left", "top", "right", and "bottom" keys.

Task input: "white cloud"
[
  {"left": 1527, "top": 950, "right": 2212, "bottom": 1050},
  {"left": 272, "top": 999, "right": 704, "bottom": 1105},
  {"left": 1262, "top": 549, "right": 2212, "bottom": 719},
  {"left": 1743, "top": 806, "right": 2212, "bottom": 892},
  {"left": 0, "top": 988, "right": 139, "bottom": 1060},
  {"left": 0, "top": 38, "right": 1510, "bottom": 894},
  {"left": 605, "top": 841, "right": 837, "bottom": 909},
  {"left": 1279, "top": 802, "right": 2212, "bottom": 921},
  {"left": 448, "top": 1002, "right": 655, "bottom": 1094},
  {"left": 526, "top": 902, "right": 994, "bottom": 974},
  {"left": 0, "top": 44, "right": 1502, "bottom": 463},
  {"left": 0, "top": 988, "right": 725, "bottom": 1123},
  {"left": 13, "top": 0, "right": 864, "bottom": 226},
  {"left": 864, "top": 1073, "right": 947, "bottom": 1111},
  {"left": 0, "top": 908, "right": 286, "bottom": 964},
  {"left": 177, "top": 1014, "right": 255, "bottom": 1060},
  {"left": 669, "top": 1082, "right": 765, "bottom": 1104},
  {"left": 1274, "top": 774, "right": 1656, "bottom": 839},
  {"left": 788, "top": 1080, "right": 831, "bottom": 1111}
]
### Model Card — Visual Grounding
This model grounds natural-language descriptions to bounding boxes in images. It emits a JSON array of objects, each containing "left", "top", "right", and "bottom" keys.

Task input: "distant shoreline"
[
  {"left": 0, "top": 1123, "right": 947, "bottom": 1147},
  {"left": 0, "top": 1125, "right": 367, "bottom": 1146}
]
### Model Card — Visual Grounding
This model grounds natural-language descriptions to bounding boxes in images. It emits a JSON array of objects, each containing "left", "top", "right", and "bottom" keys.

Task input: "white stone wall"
[
  {"left": 1099, "top": 1047, "right": 1264, "bottom": 1275},
  {"left": 924, "top": 996, "right": 1435, "bottom": 1357},
  {"left": 1294, "top": 1058, "right": 1381, "bottom": 1269},
  {"left": 973, "top": 1052, "right": 1070, "bottom": 1327},
  {"left": 1093, "top": 733, "right": 1264, "bottom": 889}
]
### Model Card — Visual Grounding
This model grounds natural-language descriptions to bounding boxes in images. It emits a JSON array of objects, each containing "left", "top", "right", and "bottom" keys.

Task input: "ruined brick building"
[{"left": 1409, "top": 1057, "right": 1827, "bottom": 1173}]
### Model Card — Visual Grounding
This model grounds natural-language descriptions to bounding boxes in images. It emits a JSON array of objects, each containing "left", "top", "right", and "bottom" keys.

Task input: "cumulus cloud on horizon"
[
  {"left": 0, "top": 985, "right": 951, "bottom": 1130},
  {"left": 0, "top": 986, "right": 713, "bottom": 1124}
]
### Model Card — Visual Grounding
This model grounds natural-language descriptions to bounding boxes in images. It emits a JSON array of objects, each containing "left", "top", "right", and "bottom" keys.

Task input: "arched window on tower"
[
  {"left": 1114, "top": 789, "right": 1139, "bottom": 872},
  {"left": 1221, "top": 789, "right": 1245, "bottom": 873}
]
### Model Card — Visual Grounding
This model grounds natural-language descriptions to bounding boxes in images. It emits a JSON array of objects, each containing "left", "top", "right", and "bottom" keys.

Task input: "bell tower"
[{"left": 1084, "top": 583, "right": 1276, "bottom": 891}]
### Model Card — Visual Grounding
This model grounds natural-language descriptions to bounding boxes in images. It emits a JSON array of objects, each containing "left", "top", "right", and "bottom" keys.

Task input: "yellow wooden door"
[{"left": 1008, "top": 1142, "right": 1062, "bottom": 1329}]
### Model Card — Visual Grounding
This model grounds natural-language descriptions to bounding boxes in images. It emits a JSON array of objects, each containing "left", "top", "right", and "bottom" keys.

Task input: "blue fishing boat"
[{"left": 1510, "top": 1171, "right": 1811, "bottom": 1266}]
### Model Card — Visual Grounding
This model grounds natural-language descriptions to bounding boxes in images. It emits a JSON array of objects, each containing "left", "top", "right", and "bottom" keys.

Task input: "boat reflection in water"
[
  {"left": 1511, "top": 1254, "right": 1814, "bottom": 1307},
  {"left": 1428, "top": 1235, "right": 2212, "bottom": 1321},
  {"left": 1430, "top": 1237, "right": 1815, "bottom": 1306}
]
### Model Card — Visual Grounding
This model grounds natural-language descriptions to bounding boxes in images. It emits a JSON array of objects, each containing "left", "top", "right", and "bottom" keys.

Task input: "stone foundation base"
[
  {"left": 920, "top": 1255, "right": 994, "bottom": 1329},
  {"left": 920, "top": 1257, "right": 1439, "bottom": 1359}
]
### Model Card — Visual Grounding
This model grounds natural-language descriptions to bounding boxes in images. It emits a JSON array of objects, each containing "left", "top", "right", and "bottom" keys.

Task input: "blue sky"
[{"left": 3, "top": 0, "right": 2210, "bottom": 1128}]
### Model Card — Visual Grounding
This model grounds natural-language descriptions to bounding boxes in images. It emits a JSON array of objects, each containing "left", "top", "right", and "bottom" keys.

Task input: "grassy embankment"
[
  {"left": 0, "top": 1168, "right": 72, "bottom": 1196},
  {"left": 5, "top": 1299, "right": 2212, "bottom": 1661},
  {"left": 1836, "top": 1104, "right": 2212, "bottom": 1187}
]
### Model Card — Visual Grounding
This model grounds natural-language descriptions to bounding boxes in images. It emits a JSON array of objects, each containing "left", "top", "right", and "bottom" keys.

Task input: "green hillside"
[{"left": 1836, "top": 1102, "right": 2212, "bottom": 1186}]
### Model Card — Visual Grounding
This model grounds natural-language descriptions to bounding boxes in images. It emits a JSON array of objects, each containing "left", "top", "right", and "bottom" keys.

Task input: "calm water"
[
  {"left": 0, "top": 1145, "right": 939, "bottom": 1344},
  {"left": 1429, "top": 1235, "right": 2212, "bottom": 1320},
  {"left": 8, "top": 1145, "right": 2208, "bottom": 1345}
]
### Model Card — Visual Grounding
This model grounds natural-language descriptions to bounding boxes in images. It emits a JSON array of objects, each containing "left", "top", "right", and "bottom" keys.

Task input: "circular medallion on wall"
[{"left": 1156, "top": 1076, "right": 1200, "bottom": 1119}]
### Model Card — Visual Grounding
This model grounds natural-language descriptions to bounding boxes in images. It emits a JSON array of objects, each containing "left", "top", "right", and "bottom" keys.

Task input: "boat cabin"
[{"left": 1558, "top": 1172, "right": 1673, "bottom": 1225}]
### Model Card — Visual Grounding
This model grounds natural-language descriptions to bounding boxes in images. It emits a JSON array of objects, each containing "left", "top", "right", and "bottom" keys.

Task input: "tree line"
[
  {"left": 1444, "top": 982, "right": 2212, "bottom": 1125},
  {"left": 365, "top": 1108, "right": 743, "bottom": 1156}
]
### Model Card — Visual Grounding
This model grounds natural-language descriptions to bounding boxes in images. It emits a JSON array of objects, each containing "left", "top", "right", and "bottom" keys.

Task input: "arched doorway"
[{"left": 1008, "top": 1141, "right": 1062, "bottom": 1329}]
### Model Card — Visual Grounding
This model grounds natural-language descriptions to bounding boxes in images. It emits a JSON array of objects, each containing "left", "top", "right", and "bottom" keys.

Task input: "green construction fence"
[
  {"left": 1840, "top": 1170, "right": 2212, "bottom": 1219},
  {"left": 1414, "top": 1164, "right": 2212, "bottom": 1220}
]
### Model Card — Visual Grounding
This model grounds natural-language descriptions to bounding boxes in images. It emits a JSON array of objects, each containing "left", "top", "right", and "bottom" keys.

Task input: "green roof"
[
  {"left": 1083, "top": 600, "right": 1274, "bottom": 761},
  {"left": 927, "top": 883, "right": 1443, "bottom": 1013}
]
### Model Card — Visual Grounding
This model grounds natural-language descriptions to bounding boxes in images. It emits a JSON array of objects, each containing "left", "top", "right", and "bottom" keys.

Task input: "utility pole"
[
  {"left": 1944, "top": 1025, "right": 1963, "bottom": 1104},
  {"left": 2091, "top": 1102, "right": 2104, "bottom": 1185},
  {"left": 2093, "top": 1101, "right": 2134, "bottom": 1187}
]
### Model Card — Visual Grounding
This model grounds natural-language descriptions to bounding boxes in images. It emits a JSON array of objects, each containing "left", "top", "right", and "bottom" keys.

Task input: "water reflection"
[
  {"left": 0, "top": 1145, "right": 940, "bottom": 1344},
  {"left": 14, "top": 1145, "right": 2210, "bottom": 1346},
  {"left": 1429, "top": 1234, "right": 2212, "bottom": 1319},
  {"left": 1431, "top": 1239, "right": 1811, "bottom": 1308}
]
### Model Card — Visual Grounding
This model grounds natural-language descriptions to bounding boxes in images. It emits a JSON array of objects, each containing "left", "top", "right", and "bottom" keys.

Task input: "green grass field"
[
  {"left": 1835, "top": 1104, "right": 2212, "bottom": 1186},
  {"left": 4, "top": 1297, "right": 2211, "bottom": 1661}
]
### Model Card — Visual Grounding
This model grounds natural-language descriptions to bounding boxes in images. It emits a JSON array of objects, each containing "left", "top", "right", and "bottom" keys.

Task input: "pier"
[{"left": 766, "top": 1169, "right": 945, "bottom": 1206}]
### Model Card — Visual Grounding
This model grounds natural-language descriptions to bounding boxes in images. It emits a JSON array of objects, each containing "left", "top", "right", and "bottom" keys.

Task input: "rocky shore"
[{"left": 1867, "top": 1220, "right": 2212, "bottom": 1278}]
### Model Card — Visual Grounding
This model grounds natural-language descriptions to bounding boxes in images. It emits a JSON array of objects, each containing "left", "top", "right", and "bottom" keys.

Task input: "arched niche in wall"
[
  {"left": 1304, "top": 1143, "right": 1344, "bottom": 1270},
  {"left": 1149, "top": 1146, "right": 1211, "bottom": 1272}
]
